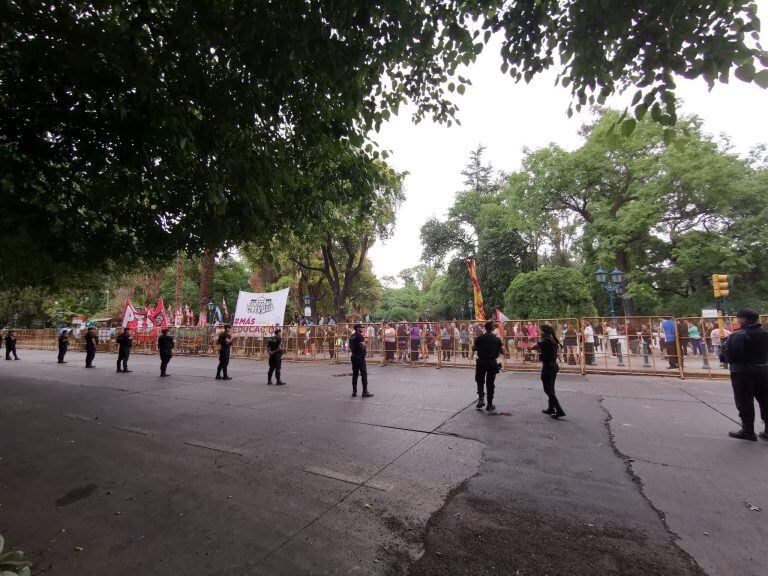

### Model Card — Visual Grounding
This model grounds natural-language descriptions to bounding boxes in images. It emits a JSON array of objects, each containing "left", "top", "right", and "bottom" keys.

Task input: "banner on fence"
[
  {"left": 232, "top": 288, "right": 290, "bottom": 336},
  {"left": 121, "top": 298, "right": 169, "bottom": 334}
]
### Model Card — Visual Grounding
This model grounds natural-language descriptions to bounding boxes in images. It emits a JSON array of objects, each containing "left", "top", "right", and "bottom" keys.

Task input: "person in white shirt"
[
  {"left": 583, "top": 321, "right": 595, "bottom": 365},
  {"left": 365, "top": 324, "right": 376, "bottom": 357}
]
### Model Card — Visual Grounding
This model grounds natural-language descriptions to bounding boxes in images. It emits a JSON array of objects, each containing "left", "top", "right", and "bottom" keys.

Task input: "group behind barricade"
[{"left": 6, "top": 314, "right": 762, "bottom": 380}]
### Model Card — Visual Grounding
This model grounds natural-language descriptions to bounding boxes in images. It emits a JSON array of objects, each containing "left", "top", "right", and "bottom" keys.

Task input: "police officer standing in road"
[
  {"left": 57, "top": 329, "right": 70, "bottom": 363},
  {"left": 158, "top": 328, "right": 174, "bottom": 377},
  {"left": 473, "top": 321, "right": 503, "bottom": 412},
  {"left": 350, "top": 323, "right": 373, "bottom": 398},
  {"left": 722, "top": 308, "right": 768, "bottom": 441},
  {"left": 267, "top": 327, "right": 286, "bottom": 385},
  {"left": 116, "top": 327, "right": 133, "bottom": 373},
  {"left": 215, "top": 324, "right": 233, "bottom": 380},
  {"left": 84, "top": 327, "right": 98, "bottom": 368},
  {"left": 5, "top": 330, "right": 18, "bottom": 360}
]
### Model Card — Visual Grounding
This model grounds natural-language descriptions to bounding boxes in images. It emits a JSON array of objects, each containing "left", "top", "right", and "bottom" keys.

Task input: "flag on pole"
[
  {"left": 222, "top": 298, "right": 229, "bottom": 319},
  {"left": 215, "top": 305, "right": 223, "bottom": 323},
  {"left": 495, "top": 309, "right": 510, "bottom": 323},
  {"left": 466, "top": 259, "right": 487, "bottom": 322}
]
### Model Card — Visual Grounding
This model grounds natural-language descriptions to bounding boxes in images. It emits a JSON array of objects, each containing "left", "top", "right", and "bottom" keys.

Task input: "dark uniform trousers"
[
  {"left": 268, "top": 354, "right": 282, "bottom": 382},
  {"left": 5, "top": 344, "right": 18, "bottom": 360},
  {"left": 475, "top": 359, "right": 496, "bottom": 402},
  {"left": 58, "top": 342, "right": 68, "bottom": 363},
  {"left": 541, "top": 364, "right": 562, "bottom": 413},
  {"left": 117, "top": 347, "right": 130, "bottom": 371},
  {"left": 85, "top": 347, "right": 96, "bottom": 367},
  {"left": 352, "top": 355, "right": 368, "bottom": 391},
  {"left": 160, "top": 352, "right": 172, "bottom": 375},
  {"left": 216, "top": 350, "right": 230, "bottom": 378},
  {"left": 731, "top": 368, "right": 768, "bottom": 425}
]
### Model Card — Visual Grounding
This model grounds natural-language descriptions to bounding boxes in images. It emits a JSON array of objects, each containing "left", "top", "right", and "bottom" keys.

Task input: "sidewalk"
[{"left": 0, "top": 351, "right": 765, "bottom": 575}]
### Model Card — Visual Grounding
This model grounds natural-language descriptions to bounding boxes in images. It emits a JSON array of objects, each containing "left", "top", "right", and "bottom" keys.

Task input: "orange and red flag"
[{"left": 466, "top": 259, "right": 487, "bottom": 321}]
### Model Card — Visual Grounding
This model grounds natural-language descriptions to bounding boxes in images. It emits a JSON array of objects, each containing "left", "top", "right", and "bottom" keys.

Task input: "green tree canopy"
[
  {"left": 504, "top": 267, "right": 597, "bottom": 319},
  {"left": 2, "top": 1, "right": 766, "bottom": 286}
]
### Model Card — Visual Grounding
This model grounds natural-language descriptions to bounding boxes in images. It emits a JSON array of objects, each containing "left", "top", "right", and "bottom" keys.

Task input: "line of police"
[{"left": 51, "top": 310, "right": 766, "bottom": 440}]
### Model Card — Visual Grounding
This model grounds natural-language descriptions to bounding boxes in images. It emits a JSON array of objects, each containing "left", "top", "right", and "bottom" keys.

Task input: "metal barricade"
[{"left": 6, "top": 315, "right": 749, "bottom": 379}]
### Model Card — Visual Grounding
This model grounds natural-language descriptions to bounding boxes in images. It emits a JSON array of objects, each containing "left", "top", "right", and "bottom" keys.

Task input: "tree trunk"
[
  {"left": 175, "top": 254, "right": 183, "bottom": 310},
  {"left": 199, "top": 250, "right": 215, "bottom": 318},
  {"left": 137, "top": 270, "right": 164, "bottom": 303},
  {"left": 615, "top": 249, "right": 634, "bottom": 316}
]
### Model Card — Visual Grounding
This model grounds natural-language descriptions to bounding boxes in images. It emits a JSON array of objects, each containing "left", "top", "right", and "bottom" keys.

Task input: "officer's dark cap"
[
  {"left": 224, "top": 324, "right": 231, "bottom": 329},
  {"left": 484, "top": 321, "right": 494, "bottom": 332},
  {"left": 353, "top": 323, "right": 362, "bottom": 330},
  {"left": 736, "top": 308, "right": 759, "bottom": 323},
  {"left": 161, "top": 328, "right": 168, "bottom": 334}
]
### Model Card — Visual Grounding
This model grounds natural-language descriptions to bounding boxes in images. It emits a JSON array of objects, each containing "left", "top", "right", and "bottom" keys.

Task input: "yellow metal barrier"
[{"left": 4, "top": 315, "right": 752, "bottom": 379}]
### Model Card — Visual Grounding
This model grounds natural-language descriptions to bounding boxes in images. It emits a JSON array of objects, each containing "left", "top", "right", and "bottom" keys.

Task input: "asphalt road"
[{"left": 0, "top": 350, "right": 765, "bottom": 575}]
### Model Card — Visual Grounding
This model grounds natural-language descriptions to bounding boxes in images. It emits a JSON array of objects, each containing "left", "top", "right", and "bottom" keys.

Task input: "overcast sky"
[{"left": 368, "top": 1, "right": 768, "bottom": 281}]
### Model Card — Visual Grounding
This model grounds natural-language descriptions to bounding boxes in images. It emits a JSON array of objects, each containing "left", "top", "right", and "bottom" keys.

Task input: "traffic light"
[{"left": 712, "top": 274, "right": 729, "bottom": 298}]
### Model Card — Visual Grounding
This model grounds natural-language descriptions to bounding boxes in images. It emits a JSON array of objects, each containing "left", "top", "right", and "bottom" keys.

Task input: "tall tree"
[
  {"left": 2, "top": 1, "right": 765, "bottom": 286},
  {"left": 286, "top": 160, "right": 403, "bottom": 319},
  {"left": 504, "top": 109, "right": 768, "bottom": 315},
  {"left": 198, "top": 250, "right": 215, "bottom": 316},
  {"left": 420, "top": 146, "right": 536, "bottom": 313}
]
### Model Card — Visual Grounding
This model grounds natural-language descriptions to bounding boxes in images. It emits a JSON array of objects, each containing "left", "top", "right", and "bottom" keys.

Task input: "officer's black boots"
[
  {"left": 729, "top": 418, "right": 758, "bottom": 441},
  {"left": 276, "top": 372, "right": 286, "bottom": 385},
  {"left": 351, "top": 386, "right": 357, "bottom": 397},
  {"left": 361, "top": 386, "right": 373, "bottom": 398},
  {"left": 476, "top": 394, "right": 486, "bottom": 409},
  {"left": 486, "top": 400, "right": 495, "bottom": 411}
]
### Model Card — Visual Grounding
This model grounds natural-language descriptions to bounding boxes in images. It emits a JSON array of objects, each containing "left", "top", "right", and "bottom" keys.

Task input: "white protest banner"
[{"left": 232, "top": 288, "right": 290, "bottom": 337}]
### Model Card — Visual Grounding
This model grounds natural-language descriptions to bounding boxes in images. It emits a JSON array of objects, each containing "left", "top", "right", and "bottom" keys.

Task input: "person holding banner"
[
  {"left": 267, "top": 327, "right": 286, "bottom": 385},
  {"left": 215, "top": 324, "right": 233, "bottom": 380}
]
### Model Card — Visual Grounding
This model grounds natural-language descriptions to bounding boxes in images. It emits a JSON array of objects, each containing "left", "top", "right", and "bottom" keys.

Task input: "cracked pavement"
[{"left": 1, "top": 350, "right": 766, "bottom": 575}]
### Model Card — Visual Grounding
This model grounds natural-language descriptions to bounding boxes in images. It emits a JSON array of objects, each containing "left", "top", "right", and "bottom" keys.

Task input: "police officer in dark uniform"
[
  {"left": 84, "top": 327, "right": 98, "bottom": 368},
  {"left": 350, "top": 323, "right": 373, "bottom": 398},
  {"left": 215, "top": 324, "right": 233, "bottom": 380},
  {"left": 722, "top": 308, "right": 768, "bottom": 441},
  {"left": 5, "top": 330, "right": 18, "bottom": 360},
  {"left": 116, "top": 327, "right": 133, "bottom": 373},
  {"left": 473, "top": 321, "right": 503, "bottom": 412},
  {"left": 267, "top": 327, "right": 286, "bottom": 385},
  {"left": 57, "top": 329, "right": 70, "bottom": 363},
  {"left": 157, "top": 328, "right": 174, "bottom": 377}
]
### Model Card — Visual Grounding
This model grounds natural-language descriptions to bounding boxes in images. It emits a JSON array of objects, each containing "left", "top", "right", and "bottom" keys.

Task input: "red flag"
[
  {"left": 151, "top": 297, "right": 169, "bottom": 331},
  {"left": 222, "top": 298, "right": 230, "bottom": 319}
]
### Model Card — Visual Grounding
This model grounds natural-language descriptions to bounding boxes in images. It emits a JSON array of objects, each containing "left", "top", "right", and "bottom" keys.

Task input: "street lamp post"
[
  {"left": 425, "top": 305, "right": 430, "bottom": 322},
  {"left": 467, "top": 299, "right": 473, "bottom": 321},
  {"left": 595, "top": 268, "right": 625, "bottom": 320},
  {"left": 206, "top": 299, "right": 214, "bottom": 324},
  {"left": 596, "top": 267, "right": 626, "bottom": 367}
]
